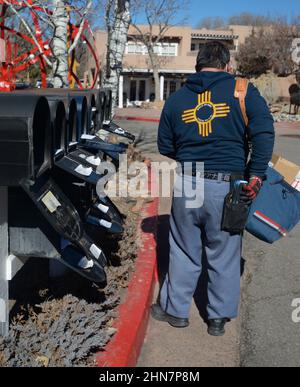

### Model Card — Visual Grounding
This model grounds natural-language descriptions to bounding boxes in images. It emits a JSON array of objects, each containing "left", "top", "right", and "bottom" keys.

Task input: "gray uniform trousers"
[{"left": 160, "top": 174, "right": 242, "bottom": 320}]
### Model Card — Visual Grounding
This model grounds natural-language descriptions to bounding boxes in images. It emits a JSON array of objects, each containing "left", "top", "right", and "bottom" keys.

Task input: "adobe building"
[{"left": 86, "top": 25, "right": 254, "bottom": 108}]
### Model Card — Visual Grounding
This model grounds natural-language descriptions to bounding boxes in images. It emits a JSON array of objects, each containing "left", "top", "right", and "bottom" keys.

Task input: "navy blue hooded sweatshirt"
[{"left": 157, "top": 72, "right": 275, "bottom": 176}]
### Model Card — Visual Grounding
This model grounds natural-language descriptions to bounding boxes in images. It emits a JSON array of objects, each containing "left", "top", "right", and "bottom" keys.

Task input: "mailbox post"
[{"left": 0, "top": 187, "right": 8, "bottom": 336}]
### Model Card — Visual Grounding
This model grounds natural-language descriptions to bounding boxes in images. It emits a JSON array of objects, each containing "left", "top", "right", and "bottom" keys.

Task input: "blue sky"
[{"left": 185, "top": 0, "right": 299, "bottom": 26}]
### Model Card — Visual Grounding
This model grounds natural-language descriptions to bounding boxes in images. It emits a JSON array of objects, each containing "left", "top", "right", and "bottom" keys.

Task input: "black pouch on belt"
[{"left": 221, "top": 174, "right": 249, "bottom": 235}]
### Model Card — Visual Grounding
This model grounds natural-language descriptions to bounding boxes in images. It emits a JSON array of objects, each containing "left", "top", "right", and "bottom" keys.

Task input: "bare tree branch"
[{"left": 130, "top": 0, "right": 188, "bottom": 101}]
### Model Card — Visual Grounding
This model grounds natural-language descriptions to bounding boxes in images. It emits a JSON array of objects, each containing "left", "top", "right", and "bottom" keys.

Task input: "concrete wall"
[
  {"left": 229, "top": 25, "right": 254, "bottom": 46},
  {"left": 251, "top": 74, "right": 297, "bottom": 103},
  {"left": 277, "top": 75, "right": 297, "bottom": 99}
]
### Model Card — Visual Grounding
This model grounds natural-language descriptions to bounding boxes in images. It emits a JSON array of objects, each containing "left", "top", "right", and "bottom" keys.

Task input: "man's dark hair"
[{"left": 196, "top": 41, "right": 230, "bottom": 72}]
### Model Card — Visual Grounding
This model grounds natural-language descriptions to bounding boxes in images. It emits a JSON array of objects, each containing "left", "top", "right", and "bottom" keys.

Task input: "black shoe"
[
  {"left": 207, "top": 318, "right": 230, "bottom": 337},
  {"left": 151, "top": 304, "right": 189, "bottom": 328}
]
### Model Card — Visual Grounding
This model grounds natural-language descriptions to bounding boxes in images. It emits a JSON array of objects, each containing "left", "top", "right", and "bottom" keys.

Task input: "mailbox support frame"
[
  {"left": 0, "top": 186, "right": 65, "bottom": 336},
  {"left": 0, "top": 186, "right": 8, "bottom": 336}
]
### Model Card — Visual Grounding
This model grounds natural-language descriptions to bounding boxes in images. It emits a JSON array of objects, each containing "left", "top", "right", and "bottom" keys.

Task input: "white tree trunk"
[
  {"left": 52, "top": 0, "right": 69, "bottom": 88},
  {"left": 148, "top": 47, "right": 161, "bottom": 102},
  {"left": 103, "top": 0, "right": 131, "bottom": 111},
  {"left": 153, "top": 66, "right": 161, "bottom": 102}
]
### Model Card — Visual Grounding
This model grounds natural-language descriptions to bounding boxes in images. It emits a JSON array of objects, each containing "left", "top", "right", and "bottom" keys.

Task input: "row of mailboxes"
[
  {"left": 0, "top": 89, "right": 135, "bottom": 284},
  {"left": 0, "top": 89, "right": 116, "bottom": 186}
]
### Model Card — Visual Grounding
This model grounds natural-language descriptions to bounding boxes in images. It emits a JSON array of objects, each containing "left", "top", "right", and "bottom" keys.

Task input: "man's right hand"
[{"left": 242, "top": 176, "right": 263, "bottom": 202}]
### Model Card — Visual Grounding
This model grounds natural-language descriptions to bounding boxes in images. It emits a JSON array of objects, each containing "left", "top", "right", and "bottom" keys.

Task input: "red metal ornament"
[{"left": 0, "top": 1, "right": 100, "bottom": 91}]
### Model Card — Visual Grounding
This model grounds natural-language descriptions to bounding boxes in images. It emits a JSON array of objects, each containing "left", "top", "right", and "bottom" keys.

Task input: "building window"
[
  {"left": 127, "top": 43, "right": 137, "bottom": 54},
  {"left": 162, "top": 43, "right": 178, "bottom": 56},
  {"left": 126, "top": 42, "right": 178, "bottom": 56},
  {"left": 139, "top": 80, "right": 146, "bottom": 101},
  {"left": 126, "top": 42, "right": 147, "bottom": 55},
  {"left": 130, "top": 80, "right": 137, "bottom": 101},
  {"left": 191, "top": 43, "right": 196, "bottom": 51},
  {"left": 163, "top": 81, "right": 168, "bottom": 100},
  {"left": 169, "top": 81, "right": 177, "bottom": 95},
  {"left": 156, "top": 43, "right": 178, "bottom": 56}
]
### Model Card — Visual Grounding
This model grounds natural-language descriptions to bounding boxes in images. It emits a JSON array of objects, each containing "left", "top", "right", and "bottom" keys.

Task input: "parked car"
[
  {"left": 15, "top": 82, "right": 31, "bottom": 90},
  {"left": 35, "top": 80, "right": 54, "bottom": 88}
]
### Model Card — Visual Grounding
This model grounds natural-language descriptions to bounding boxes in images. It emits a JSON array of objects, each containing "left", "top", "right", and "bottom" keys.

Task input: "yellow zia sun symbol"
[{"left": 181, "top": 91, "right": 230, "bottom": 137}]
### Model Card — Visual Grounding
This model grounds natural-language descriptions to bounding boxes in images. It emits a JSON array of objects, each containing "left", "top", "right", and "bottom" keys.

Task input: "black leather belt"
[{"left": 182, "top": 171, "right": 231, "bottom": 182}]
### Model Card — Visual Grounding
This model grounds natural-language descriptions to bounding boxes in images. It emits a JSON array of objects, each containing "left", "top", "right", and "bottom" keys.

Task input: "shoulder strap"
[{"left": 234, "top": 77, "right": 249, "bottom": 127}]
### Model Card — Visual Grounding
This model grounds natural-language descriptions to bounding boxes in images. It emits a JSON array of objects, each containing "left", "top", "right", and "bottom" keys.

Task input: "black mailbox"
[
  {"left": 96, "top": 89, "right": 106, "bottom": 133},
  {"left": 46, "top": 97, "right": 67, "bottom": 158},
  {"left": 73, "top": 95, "right": 88, "bottom": 139},
  {"left": 69, "top": 91, "right": 98, "bottom": 134},
  {"left": 0, "top": 95, "right": 51, "bottom": 186},
  {"left": 103, "top": 88, "right": 113, "bottom": 122}
]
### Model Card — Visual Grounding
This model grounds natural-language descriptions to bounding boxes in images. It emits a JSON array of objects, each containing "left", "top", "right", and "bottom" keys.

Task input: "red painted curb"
[
  {"left": 115, "top": 115, "right": 160, "bottom": 123},
  {"left": 96, "top": 173, "right": 159, "bottom": 368}
]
